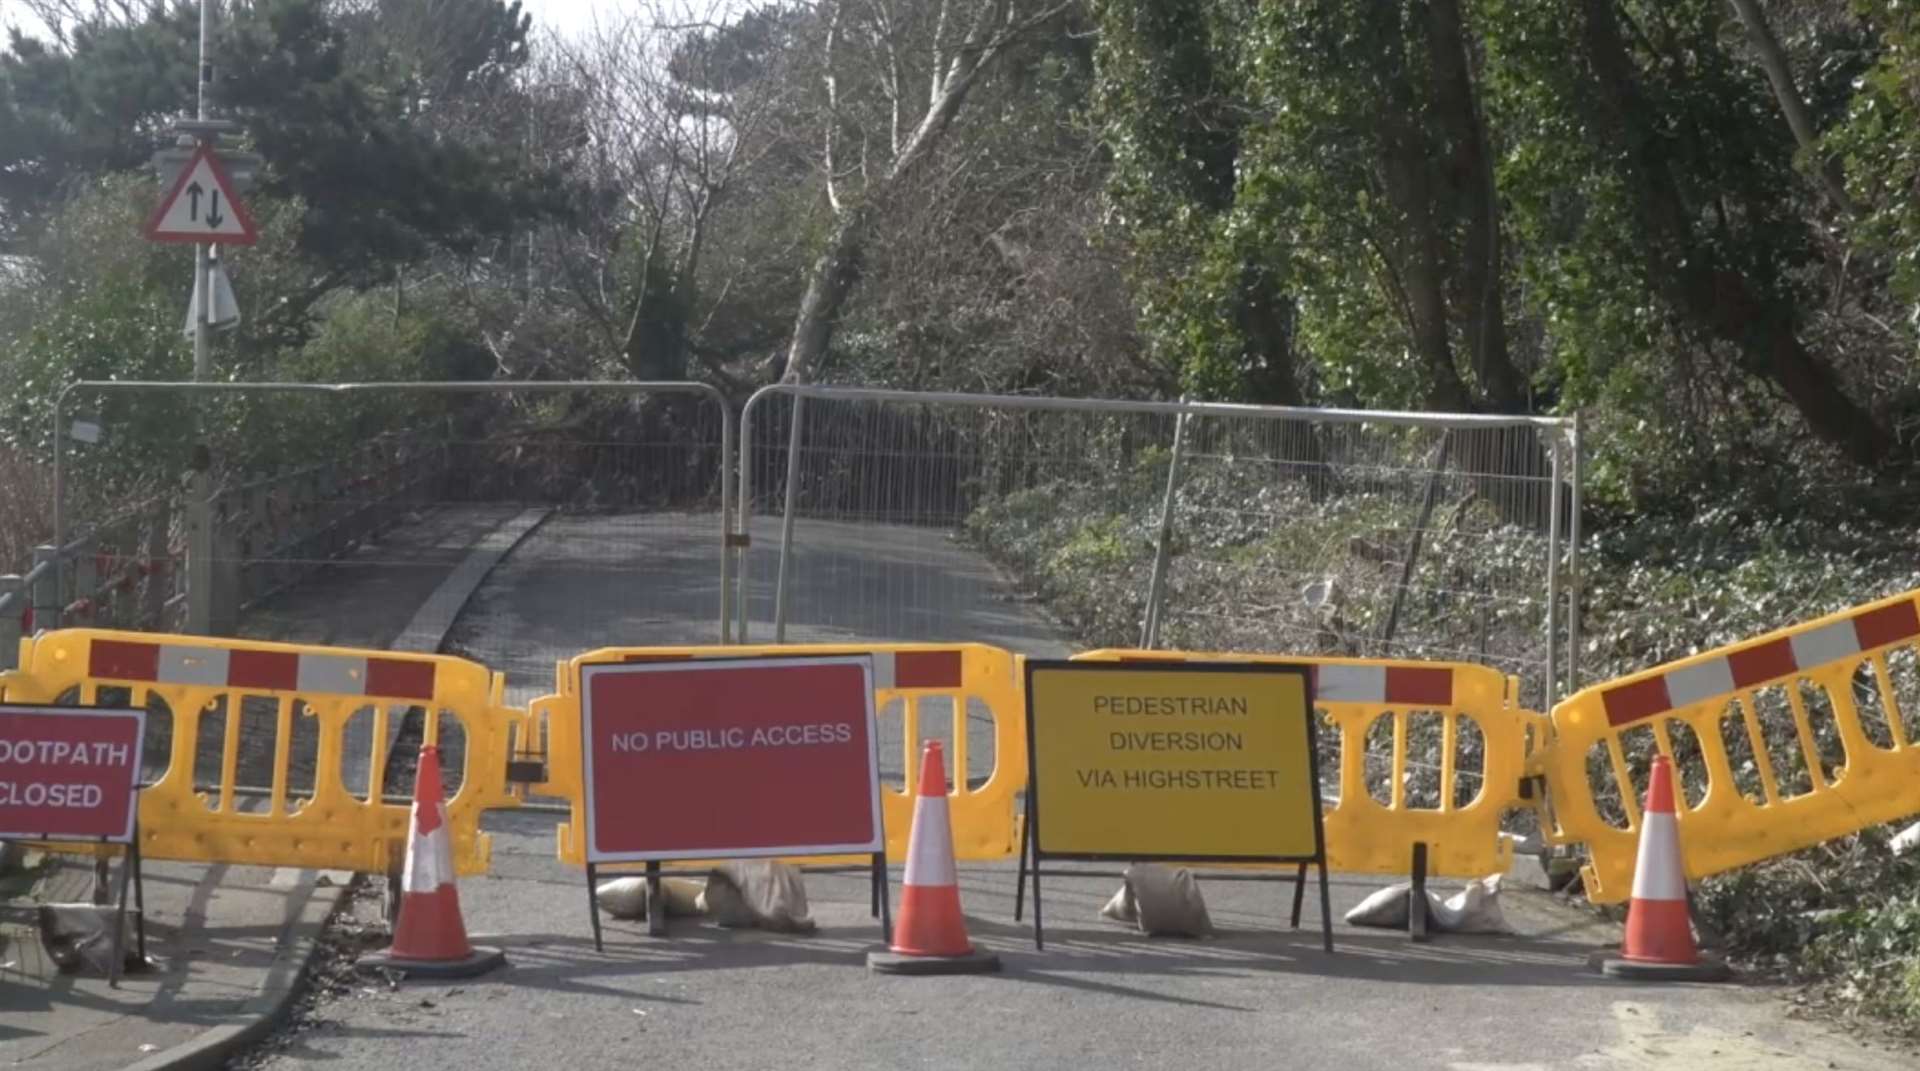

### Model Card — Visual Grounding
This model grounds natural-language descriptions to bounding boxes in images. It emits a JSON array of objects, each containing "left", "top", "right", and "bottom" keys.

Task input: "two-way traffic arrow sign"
[{"left": 144, "top": 142, "right": 258, "bottom": 245}]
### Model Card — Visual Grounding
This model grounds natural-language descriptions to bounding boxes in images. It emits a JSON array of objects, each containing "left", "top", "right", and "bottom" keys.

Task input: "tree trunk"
[
  {"left": 1236, "top": 267, "right": 1306, "bottom": 408},
  {"left": 1425, "top": 0, "right": 1526, "bottom": 412},
  {"left": 1576, "top": 0, "right": 1891, "bottom": 467},
  {"left": 1377, "top": 6, "right": 1476, "bottom": 413},
  {"left": 781, "top": 0, "right": 1065, "bottom": 384},
  {"left": 782, "top": 205, "right": 869, "bottom": 382},
  {"left": 1726, "top": 0, "right": 1857, "bottom": 217}
]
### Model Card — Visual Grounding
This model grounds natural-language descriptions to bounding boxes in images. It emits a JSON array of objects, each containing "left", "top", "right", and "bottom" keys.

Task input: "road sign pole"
[
  {"left": 147, "top": 2, "right": 254, "bottom": 635},
  {"left": 187, "top": 0, "right": 214, "bottom": 634},
  {"left": 186, "top": 235, "right": 213, "bottom": 634}
]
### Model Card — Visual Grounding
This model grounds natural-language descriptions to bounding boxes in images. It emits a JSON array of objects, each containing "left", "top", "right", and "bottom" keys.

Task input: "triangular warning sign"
[{"left": 144, "top": 143, "right": 258, "bottom": 245}]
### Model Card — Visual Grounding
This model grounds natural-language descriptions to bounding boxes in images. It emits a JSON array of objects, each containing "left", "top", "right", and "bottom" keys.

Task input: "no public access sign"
[
  {"left": 0, "top": 705, "right": 146, "bottom": 842},
  {"left": 580, "top": 656, "right": 884, "bottom": 862}
]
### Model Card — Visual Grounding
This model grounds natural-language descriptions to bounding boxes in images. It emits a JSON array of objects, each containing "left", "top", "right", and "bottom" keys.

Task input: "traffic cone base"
[
  {"left": 1593, "top": 949, "right": 1731, "bottom": 982},
  {"left": 867, "top": 741, "right": 1002, "bottom": 976},
  {"left": 868, "top": 946, "right": 1002, "bottom": 975},
  {"left": 1589, "top": 754, "right": 1729, "bottom": 984},
  {"left": 356, "top": 746, "right": 505, "bottom": 980},
  {"left": 357, "top": 941, "right": 507, "bottom": 980}
]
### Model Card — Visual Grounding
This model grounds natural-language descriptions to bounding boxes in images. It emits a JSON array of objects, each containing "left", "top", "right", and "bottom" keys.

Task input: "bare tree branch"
[{"left": 1726, "top": 0, "right": 1858, "bottom": 218}]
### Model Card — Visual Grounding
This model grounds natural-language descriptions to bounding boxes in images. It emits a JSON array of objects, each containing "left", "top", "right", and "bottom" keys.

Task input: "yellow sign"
[{"left": 1025, "top": 661, "right": 1322, "bottom": 860}]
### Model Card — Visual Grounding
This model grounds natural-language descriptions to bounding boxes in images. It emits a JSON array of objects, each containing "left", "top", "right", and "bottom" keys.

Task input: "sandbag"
[
  {"left": 697, "top": 861, "right": 816, "bottom": 934},
  {"left": 1431, "top": 874, "right": 1512, "bottom": 934},
  {"left": 1344, "top": 882, "right": 1424, "bottom": 928},
  {"left": 595, "top": 876, "right": 706, "bottom": 921},
  {"left": 1891, "top": 820, "right": 1920, "bottom": 856},
  {"left": 37, "top": 904, "right": 143, "bottom": 976},
  {"left": 1101, "top": 864, "right": 1213, "bottom": 938},
  {"left": 1344, "top": 874, "right": 1513, "bottom": 935}
]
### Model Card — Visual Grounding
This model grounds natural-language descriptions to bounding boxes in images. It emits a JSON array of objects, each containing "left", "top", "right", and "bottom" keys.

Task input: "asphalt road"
[
  {"left": 244, "top": 506, "right": 1908, "bottom": 1070},
  {"left": 445, "top": 512, "right": 1072, "bottom": 707},
  {"left": 251, "top": 810, "right": 1905, "bottom": 1071},
  {"left": 443, "top": 512, "right": 1069, "bottom": 787}
]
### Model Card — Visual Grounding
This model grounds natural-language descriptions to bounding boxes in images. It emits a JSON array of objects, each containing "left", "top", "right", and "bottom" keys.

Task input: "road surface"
[
  {"left": 252, "top": 810, "right": 1903, "bottom": 1071},
  {"left": 239, "top": 505, "right": 1906, "bottom": 1071}
]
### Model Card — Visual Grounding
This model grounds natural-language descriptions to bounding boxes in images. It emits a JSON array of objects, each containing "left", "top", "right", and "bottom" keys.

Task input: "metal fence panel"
[
  {"left": 29, "top": 382, "right": 731, "bottom": 698},
  {"left": 1154, "top": 412, "right": 1570, "bottom": 705},
  {"left": 737, "top": 385, "right": 1579, "bottom": 704}
]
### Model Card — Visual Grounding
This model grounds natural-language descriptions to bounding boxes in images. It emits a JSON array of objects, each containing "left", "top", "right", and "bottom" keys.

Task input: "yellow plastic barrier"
[
  {"left": 1073, "top": 650, "right": 1547, "bottom": 879},
  {"left": 6, "top": 629, "right": 528, "bottom": 876},
  {"left": 536, "top": 643, "right": 1024, "bottom": 867},
  {"left": 1541, "top": 589, "right": 1920, "bottom": 903}
]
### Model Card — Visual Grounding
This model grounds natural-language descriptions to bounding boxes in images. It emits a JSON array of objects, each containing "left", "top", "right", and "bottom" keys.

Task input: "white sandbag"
[
  {"left": 696, "top": 874, "right": 759, "bottom": 928},
  {"left": 1100, "top": 881, "right": 1138, "bottom": 924},
  {"left": 1430, "top": 874, "right": 1513, "bottom": 935},
  {"left": 1344, "top": 874, "right": 1514, "bottom": 935},
  {"left": 1890, "top": 820, "right": 1920, "bottom": 856},
  {"left": 659, "top": 877, "right": 705, "bottom": 916},
  {"left": 1101, "top": 864, "right": 1212, "bottom": 937},
  {"left": 1132, "top": 865, "right": 1214, "bottom": 937},
  {"left": 597, "top": 877, "right": 649, "bottom": 920},
  {"left": 595, "top": 876, "right": 705, "bottom": 920},
  {"left": 697, "top": 861, "right": 816, "bottom": 934},
  {"left": 37, "top": 904, "right": 143, "bottom": 975},
  {"left": 1344, "top": 882, "right": 1426, "bottom": 928}
]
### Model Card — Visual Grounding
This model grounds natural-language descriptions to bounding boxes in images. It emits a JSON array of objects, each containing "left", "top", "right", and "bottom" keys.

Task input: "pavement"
[
  {"left": 1, "top": 854, "right": 348, "bottom": 1071},
  {"left": 1, "top": 503, "right": 536, "bottom": 1071},
  {"left": 242, "top": 807, "right": 1912, "bottom": 1071}
]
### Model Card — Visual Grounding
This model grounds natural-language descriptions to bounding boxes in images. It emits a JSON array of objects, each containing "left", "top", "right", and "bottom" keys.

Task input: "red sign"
[
  {"left": 0, "top": 705, "right": 146, "bottom": 842},
  {"left": 580, "top": 656, "right": 883, "bottom": 862}
]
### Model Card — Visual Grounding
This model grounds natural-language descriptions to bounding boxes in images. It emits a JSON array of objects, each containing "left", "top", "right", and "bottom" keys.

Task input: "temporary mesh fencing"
[{"left": 736, "top": 385, "right": 1581, "bottom": 707}]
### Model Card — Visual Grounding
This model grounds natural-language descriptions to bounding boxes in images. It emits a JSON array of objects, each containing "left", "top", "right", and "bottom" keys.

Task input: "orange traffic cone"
[
  {"left": 358, "top": 745, "right": 505, "bottom": 979},
  {"left": 868, "top": 741, "right": 1001, "bottom": 975},
  {"left": 1594, "top": 754, "right": 1728, "bottom": 981}
]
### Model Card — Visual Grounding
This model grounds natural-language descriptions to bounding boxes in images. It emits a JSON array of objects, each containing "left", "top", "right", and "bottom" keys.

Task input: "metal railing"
[
  {"left": 1, "top": 490, "right": 181, "bottom": 665},
  {"left": 737, "top": 384, "right": 1582, "bottom": 704},
  {"left": 23, "top": 378, "right": 1579, "bottom": 702},
  {"left": 26, "top": 381, "right": 734, "bottom": 667}
]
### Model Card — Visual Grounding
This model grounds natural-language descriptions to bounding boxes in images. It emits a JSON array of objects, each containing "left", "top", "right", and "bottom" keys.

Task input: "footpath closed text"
[{"left": 0, "top": 737, "right": 134, "bottom": 808}]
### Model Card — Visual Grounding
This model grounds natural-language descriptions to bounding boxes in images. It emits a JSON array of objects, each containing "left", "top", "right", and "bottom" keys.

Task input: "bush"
[
  {"left": 0, "top": 447, "right": 52, "bottom": 574},
  {"left": 968, "top": 456, "right": 1920, "bottom": 1034}
]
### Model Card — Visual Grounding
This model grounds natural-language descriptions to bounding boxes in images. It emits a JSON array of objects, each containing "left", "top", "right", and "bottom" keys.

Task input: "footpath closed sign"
[
  {"left": 580, "top": 656, "right": 884, "bottom": 862},
  {"left": 0, "top": 705, "right": 146, "bottom": 842},
  {"left": 1024, "top": 661, "right": 1323, "bottom": 860}
]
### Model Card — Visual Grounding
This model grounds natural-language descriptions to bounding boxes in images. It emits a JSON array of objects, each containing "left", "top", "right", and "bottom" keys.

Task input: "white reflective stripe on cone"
[
  {"left": 1630, "top": 811, "right": 1687, "bottom": 902},
  {"left": 403, "top": 802, "right": 456, "bottom": 893},
  {"left": 904, "top": 796, "right": 957, "bottom": 887}
]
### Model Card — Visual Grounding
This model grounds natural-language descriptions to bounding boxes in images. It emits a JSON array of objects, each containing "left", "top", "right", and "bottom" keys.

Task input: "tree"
[
  {"left": 0, "top": 0, "right": 555, "bottom": 294},
  {"left": 1095, "top": 0, "right": 1532, "bottom": 413},
  {"left": 1487, "top": 0, "right": 1895, "bottom": 468},
  {"left": 836, "top": 17, "right": 1147, "bottom": 396},
  {"left": 1725, "top": 0, "right": 1857, "bottom": 217},
  {"left": 1093, "top": 0, "right": 1298, "bottom": 404},
  {"left": 778, "top": 0, "right": 1074, "bottom": 384},
  {"left": 554, "top": 1, "right": 802, "bottom": 385}
]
